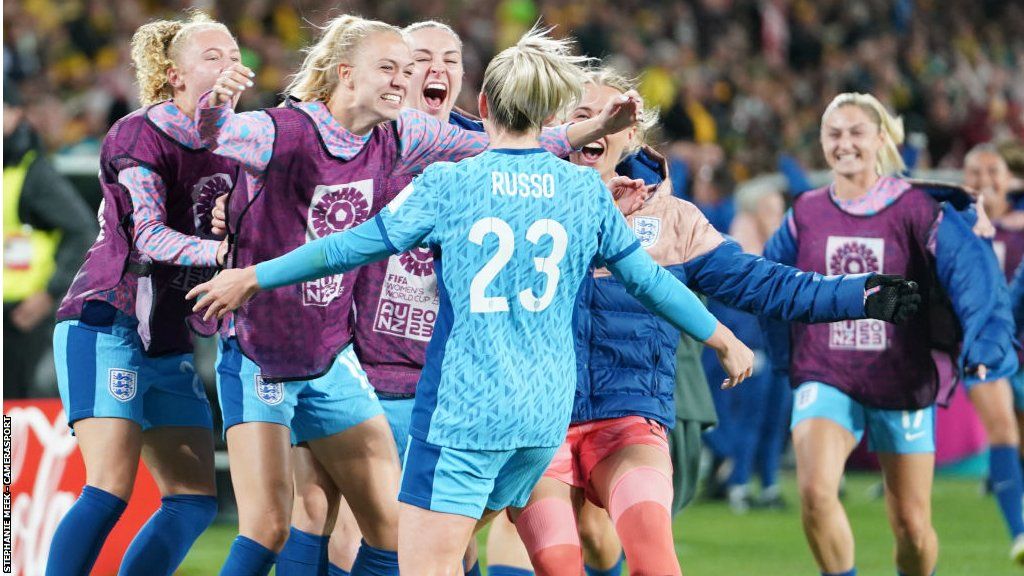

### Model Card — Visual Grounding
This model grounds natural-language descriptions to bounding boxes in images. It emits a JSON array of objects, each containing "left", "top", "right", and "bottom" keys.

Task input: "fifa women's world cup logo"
[
  {"left": 399, "top": 247, "right": 434, "bottom": 277},
  {"left": 828, "top": 240, "right": 879, "bottom": 275},
  {"left": 826, "top": 236, "right": 887, "bottom": 351},
  {"left": 303, "top": 180, "right": 375, "bottom": 306},
  {"left": 191, "top": 174, "right": 234, "bottom": 237}
]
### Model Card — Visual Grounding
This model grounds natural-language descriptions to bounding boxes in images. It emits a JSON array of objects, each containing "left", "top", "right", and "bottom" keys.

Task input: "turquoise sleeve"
[
  {"left": 255, "top": 219, "right": 395, "bottom": 289},
  {"left": 607, "top": 248, "right": 719, "bottom": 342}
]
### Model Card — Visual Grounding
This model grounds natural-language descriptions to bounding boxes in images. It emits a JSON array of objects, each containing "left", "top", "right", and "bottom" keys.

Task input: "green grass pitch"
[{"left": 179, "top": 472, "right": 1016, "bottom": 575}]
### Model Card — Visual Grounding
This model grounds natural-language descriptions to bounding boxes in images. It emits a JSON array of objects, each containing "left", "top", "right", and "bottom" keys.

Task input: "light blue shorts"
[
  {"left": 399, "top": 435, "right": 559, "bottom": 519},
  {"left": 215, "top": 337, "right": 383, "bottom": 444},
  {"left": 381, "top": 396, "right": 416, "bottom": 463},
  {"left": 54, "top": 311, "right": 212, "bottom": 431},
  {"left": 791, "top": 381, "right": 935, "bottom": 454}
]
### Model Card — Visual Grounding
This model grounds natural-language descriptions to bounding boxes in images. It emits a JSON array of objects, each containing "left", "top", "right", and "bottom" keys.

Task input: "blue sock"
[
  {"left": 488, "top": 567, "right": 535, "bottom": 576},
  {"left": 220, "top": 535, "right": 277, "bottom": 576},
  {"left": 585, "top": 555, "right": 624, "bottom": 576},
  {"left": 990, "top": 445, "right": 1024, "bottom": 537},
  {"left": 822, "top": 570, "right": 856, "bottom": 576},
  {"left": 350, "top": 540, "right": 399, "bottom": 576},
  {"left": 276, "top": 527, "right": 329, "bottom": 575},
  {"left": 329, "top": 563, "right": 352, "bottom": 576},
  {"left": 45, "top": 485, "right": 127, "bottom": 576},
  {"left": 465, "top": 560, "right": 482, "bottom": 576},
  {"left": 118, "top": 494, "right": 217, "bottom": 576}
]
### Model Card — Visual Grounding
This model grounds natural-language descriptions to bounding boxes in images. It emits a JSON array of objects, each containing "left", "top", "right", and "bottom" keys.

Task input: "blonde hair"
[
  {"left": 822, "top": 93, "right": 906, "bottom": 176},
  {"left": 403, "top": 20, "right": 462, "bottom": 50},
  {"left": 482, "top": 26, "right": 592, "bottom": 133},
  {"left": 584, "top": 67, "right": 659, "bottom": 155},
  {"left": 130, "top": 10, "right": 231, "bottom": 106},
  {"left": 285, "top": 15, "right": 402, "bottom": 103}
]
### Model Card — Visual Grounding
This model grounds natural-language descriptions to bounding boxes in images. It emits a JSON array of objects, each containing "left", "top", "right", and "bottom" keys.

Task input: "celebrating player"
[
  {"left": 961, "top": 143, "right": 1024, "bottom": 562},
  {"left": 189, "top": 26, "right": 754, "bottom": 575},
  {"left": 763, "top": 93, "right": 1017, "bottom": 576},
  {"left": 505, "top": 69, "right": 921, "bottom": 576},
  {"left": 197, "top": 14, "right": 638, "bottom": 576},
  {"left": 46, "top": 11, "right": 237, "bottom": 576}
]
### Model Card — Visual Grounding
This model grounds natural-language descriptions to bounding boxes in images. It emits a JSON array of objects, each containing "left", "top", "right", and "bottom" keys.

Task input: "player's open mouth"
[
  {"left": 581, "top": 142, "right": 605, "bottom": 163},
  {"left": 423, "top": 82, "right": 448, "bottom": 111},
  {"left": 381, "top": 93, "right": 403, "bottom": 105}
]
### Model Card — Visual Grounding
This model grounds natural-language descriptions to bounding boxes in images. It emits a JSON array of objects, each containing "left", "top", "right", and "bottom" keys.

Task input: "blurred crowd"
[{"left": 4, "top": 0, "right": 1024, "bottom": 190}]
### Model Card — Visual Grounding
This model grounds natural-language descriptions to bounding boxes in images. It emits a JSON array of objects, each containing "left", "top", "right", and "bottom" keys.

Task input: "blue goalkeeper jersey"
[{"left": 376, "top": 148, "right": 640, "bottom": 449}]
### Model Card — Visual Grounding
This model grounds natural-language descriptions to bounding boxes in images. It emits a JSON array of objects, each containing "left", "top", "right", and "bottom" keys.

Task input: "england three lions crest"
[
  {"left": 108, "top": 369, "right": 138, "bottom": 402},
  {"left": 633, "top": 217, "right": 661, "bottom": 248},
  {"left": 255, "top": 375, "right": 284, "bottom": 406}
]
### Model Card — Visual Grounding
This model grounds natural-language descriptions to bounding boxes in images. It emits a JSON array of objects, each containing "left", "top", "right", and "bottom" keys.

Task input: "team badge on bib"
[
  {"left": 108, "top": 369, "right": 138, "bottom": 402},
  {"left": 632, "top": 216, "right": 661, "bottom": 248},
  {"left": 255, "top": 375, "right": 284, "bottom": 406},
  {"left": 826, "top": 236, "right": 887, "bottom": 351},
  {"left": 302, "top": 180, "right": 375, "bottom": 306}
]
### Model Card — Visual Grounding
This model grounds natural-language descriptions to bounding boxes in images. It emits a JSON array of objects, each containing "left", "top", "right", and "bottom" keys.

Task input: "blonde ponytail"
[
  {"left": 285, "top": 15, "right": 401, "bottom": 103},
  {"left": 130, "top": 10, "right": 230, "bottom": 105},
  {"left": 482, "top": 25, "right": 592, "bottom": 133},
  {"left": 822, "top": 93, "right": 906, "bottom": 176}
]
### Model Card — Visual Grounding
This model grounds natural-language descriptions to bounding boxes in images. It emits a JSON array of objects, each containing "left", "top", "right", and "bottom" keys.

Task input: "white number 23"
[{"left": 468, "top": 217, "right": 568, "bottom": 313}]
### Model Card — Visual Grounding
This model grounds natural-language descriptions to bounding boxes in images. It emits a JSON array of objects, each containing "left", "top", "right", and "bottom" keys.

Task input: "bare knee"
[
  {"left": 243, "top": 514, "right": 292, "bottom": 552},
  {"left": 86, "top": 463, "right": 138, "bottom": 502},
  {"left": 798, "top": 478, "right": 841, "bottom": 518},
  {"left": 890, "top": 504, "right": 933, "bottom": 551},
  {"left": 292, "top": 486, "right": 339, "bottom": 533}
]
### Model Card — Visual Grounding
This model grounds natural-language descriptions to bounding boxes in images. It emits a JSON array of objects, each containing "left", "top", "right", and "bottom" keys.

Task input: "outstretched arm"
[
  {"left": 188, "top": 174, "right": 439, "bottom": 319},
  {"left": 396, "top": 93, "right": 641, "bottom": 175},
  {"left": 607, "top": 246, "right": 754, "bottom": 389},
  {"left": 187, "top": 219, "right": 398, "bottom": 320}
]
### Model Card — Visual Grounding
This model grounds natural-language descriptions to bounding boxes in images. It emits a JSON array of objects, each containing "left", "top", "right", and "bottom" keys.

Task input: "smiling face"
[
  {"left": 568, "top": 83, "right": 635, "bottom": 180},
  {"left": 820, "top": 104, "right": 885, "bottom": 179},
  {"left": 341, "top": 31, "right": 414, "bottom": 124},
  {"left": 168, "top": 27, "right": 240, "bottom": 109},
  {"left": 405, "top": 26, "right": 463, "bottom": 120},
  {"left": 964, "top": 149, "right": 1012, "bottom": 211}
]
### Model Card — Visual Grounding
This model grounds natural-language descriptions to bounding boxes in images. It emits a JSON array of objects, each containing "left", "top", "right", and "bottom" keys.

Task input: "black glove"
[{"left": 864, "top": 274, "right": 921, "bottom": 324}]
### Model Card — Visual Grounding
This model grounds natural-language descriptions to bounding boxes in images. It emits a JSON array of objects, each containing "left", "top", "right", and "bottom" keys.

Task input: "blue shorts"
[
  {"left": 215, "top": 337, "right": 383, "bottom": 444},
  {"left": 791, "top": 381, "right": 935, "bottom": 454},
  {"left": 54, "top": 312, "right": 212, "bottom": 431},
  {"left": 399, "top": 436, "right": 559, "bottom": 519},
  {"left": 381, "top": 396, "right": 416, "bottom": 463}
]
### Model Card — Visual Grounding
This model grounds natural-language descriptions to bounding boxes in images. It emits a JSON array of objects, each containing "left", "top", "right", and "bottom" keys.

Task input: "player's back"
[{"left": 409, "top": 148, "right": 624, "bottom": 450}]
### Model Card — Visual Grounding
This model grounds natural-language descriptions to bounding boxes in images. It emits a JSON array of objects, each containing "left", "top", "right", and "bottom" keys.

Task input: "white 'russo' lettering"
[{"left": 491, "top": 172, "right": 555, "bottom": 199}]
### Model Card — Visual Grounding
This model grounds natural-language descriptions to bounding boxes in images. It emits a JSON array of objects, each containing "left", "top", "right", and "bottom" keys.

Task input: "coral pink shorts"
[{"left": 543, "top": 415, "right": 670, "bottom": 506}]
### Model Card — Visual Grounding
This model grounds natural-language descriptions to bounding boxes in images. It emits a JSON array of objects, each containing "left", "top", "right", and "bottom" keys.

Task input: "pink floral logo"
[
  {"left": 829, "top": 241, "right": 880, "bottom": 275},
  {"left": 191, "top": 173, "right": 233, "bottom": 234},
  {"left": 310, "top": 187, "right": 370, "bottom": 238},
  {"left": 399, "top": 247, "right": 434, "bottom": 277}
]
